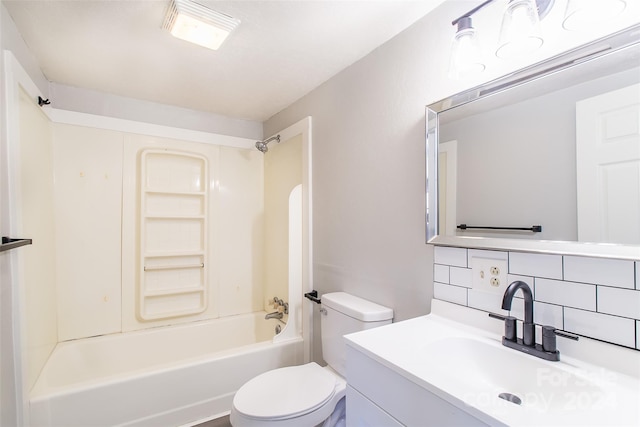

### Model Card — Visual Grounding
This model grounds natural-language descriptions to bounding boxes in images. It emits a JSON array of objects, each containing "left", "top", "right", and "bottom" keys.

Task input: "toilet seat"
[{"left": 233, "top": 363, "right": 338, "bottom": 421}]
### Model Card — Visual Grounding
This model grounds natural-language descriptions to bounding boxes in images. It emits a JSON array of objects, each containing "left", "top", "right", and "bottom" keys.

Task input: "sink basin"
[
  {"left": 419, "top": 336, "right": 605, "bottom": 414},
  {"left": 345, "top": 305, "right": 640, "bottom": 426}
]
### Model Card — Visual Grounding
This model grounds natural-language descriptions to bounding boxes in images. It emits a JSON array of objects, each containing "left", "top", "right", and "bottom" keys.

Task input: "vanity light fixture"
[
  {"left": 562, "top": 0, "right": 627, "bottom": 31},
  {"left": 496, "top": 0, "right": 548, "bottom": 59},
  {"left": 448, "top": 0, "right": 494, "bottom": 79},
  {"left": 448, "top": 0, "right": 557, "bottom": 78},
  {"left": 449, "top": 16, "right": 486, "bottom": 79},
  {"left": 163, "top": 0, "right": 240, "bottom": 50}
]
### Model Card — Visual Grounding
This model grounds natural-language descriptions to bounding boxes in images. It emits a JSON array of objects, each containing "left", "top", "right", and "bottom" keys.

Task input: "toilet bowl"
[
  {"left": 230, "top": 292, "right": 393, "bottom": 427},
  {"left": 230, "top": 363, "right": 346, "bottom": 427}
]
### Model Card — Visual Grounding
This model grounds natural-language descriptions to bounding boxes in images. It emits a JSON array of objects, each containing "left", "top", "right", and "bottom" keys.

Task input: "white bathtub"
[{"left": 29, "top": 312, "right": 304, "bottom": 427}]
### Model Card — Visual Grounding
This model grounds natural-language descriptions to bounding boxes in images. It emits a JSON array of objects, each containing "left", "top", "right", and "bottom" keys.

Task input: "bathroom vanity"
[
  {"left": 345, "top": 338, "right": 487, "bottom": 426},
  {"left": 344, "top": 300, "right": 640, "bottom": 426}
]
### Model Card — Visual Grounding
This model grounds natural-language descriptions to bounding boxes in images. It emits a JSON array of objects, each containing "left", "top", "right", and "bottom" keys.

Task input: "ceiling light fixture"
[{"left": 163, "top": 0, "right": 240, "bottom": 50}]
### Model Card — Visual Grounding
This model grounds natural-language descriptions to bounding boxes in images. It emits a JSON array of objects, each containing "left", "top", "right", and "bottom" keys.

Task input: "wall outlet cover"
[{"left": 472, "top": 257, "right": 508, "bottom": 295}]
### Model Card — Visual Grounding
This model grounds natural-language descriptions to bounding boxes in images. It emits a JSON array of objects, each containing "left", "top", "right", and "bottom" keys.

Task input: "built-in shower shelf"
[
  {"left": 144, "top": 262, "right": 204, "bottom": 271},
  {"left": 144, "top": 214, "right": 205, "bottom": 220},
  {"left": 144, "top": 251, "right": 205, "bottom": 258},
  {"left": 139, "top": 149, "right": 209, "bottom": 321},
  {"left": 144, "top": 190, "right": 206, "bottom": 196},
  {"left": 144, "top": 287, "right": 205, "bottom": 297},
  {"left": 142, "top": 306, "right": 208, "bottom": 321}
]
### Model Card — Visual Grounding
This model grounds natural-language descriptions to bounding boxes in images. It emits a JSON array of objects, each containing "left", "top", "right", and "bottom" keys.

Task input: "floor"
[{"left": 193, "top": 415, "right": 232, "bottom": 427}]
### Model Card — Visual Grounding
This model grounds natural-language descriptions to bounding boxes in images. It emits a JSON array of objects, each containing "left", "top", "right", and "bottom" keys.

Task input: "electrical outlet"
[{"left": 472, "top": 257, "right": 508, "bottom": 294}]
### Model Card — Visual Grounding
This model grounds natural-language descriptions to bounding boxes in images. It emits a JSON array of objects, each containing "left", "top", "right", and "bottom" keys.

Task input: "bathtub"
[{"left": 29, "top": 312, "right": 304, "bottom": 427}]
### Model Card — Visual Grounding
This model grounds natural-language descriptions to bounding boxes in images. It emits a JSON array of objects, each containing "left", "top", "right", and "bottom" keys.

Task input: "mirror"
[{"left": 426, "top": 25, "right": 640, "bottom": 260}]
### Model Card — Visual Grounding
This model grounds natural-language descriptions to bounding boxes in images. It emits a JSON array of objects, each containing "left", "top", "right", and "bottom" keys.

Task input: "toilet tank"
[{"left": 321, "top": 292, "right": 393, "bottom": 377}]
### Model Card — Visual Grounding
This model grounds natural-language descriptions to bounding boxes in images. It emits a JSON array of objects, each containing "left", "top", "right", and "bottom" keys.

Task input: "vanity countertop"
[{"left": 344, "top": 300, "right": 640, "bottom": 426}]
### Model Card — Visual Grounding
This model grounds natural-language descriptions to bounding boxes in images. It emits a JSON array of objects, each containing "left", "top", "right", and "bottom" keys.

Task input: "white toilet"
[{"left": 230, "top": 292, "right": 393, "bottom": 427}]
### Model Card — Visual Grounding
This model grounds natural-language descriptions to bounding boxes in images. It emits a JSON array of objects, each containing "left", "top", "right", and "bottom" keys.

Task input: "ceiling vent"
[{"left": 163, "top": 0, "right": 240, "bottom": 50}]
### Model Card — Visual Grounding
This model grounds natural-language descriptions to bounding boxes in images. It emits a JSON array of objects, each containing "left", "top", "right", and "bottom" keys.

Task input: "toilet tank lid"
[{"left": 322, "top": 292, "right": 393, "bottom": 322}]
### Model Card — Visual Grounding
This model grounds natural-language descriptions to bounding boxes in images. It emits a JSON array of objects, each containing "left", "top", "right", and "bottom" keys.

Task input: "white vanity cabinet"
[{"left": 345, "top": 344, "right": 488, "bottom": 426}]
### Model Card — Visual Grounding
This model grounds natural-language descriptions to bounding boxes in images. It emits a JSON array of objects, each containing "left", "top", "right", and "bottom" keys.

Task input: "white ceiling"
[{"left": 3, "top": 0, "right": 446, "bottom": 122}]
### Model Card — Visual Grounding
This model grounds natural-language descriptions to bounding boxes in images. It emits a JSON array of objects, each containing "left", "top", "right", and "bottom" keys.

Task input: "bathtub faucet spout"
[{"left": 265, "top": 311, "right": 284, "bottom": 320}]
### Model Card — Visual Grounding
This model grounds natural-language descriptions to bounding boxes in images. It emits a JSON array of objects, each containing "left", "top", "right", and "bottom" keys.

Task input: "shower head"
[{"left": 255, "top": 135, "right": 280, "bottom": 153}]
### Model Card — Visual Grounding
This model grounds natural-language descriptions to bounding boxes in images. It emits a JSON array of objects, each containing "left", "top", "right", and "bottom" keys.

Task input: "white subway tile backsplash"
[
  {"left": 506, "top": 274, "right": 534, "bottom": 293},
  {"left": 434, "top": 264, "right": 450, "bottom": 284},
  {"left": 450, "top": 267, "right": 472, "bottom": 288},
  {"left": 535, "top": 278, "right": 596, "bottom": 311},
  {"left": 432, "top": 248, "right": 639, "bottom": 351},
  {"left": 468, "top": 289, "right": 507, "bottom": 315},
  {"left": 510, "top": 301, "right": 563, "bottom": 329},
  {"left": 564, "top": 308, "right": 636, "bottom": 348},
  {"left": 434, "top": 246, "right": 467, "bottom": 267},
  {"left": 467, "top": 249, "right": 508, "bottom": 267},
  {"left": 509, "top": 252, "right": 563, "bottom": 279},
  {"left": 598, "top": 287, "right": 640, "bottom": 320},
  {"left": 434, "top": 282, "right": 467, "bottom": 306},
  {"left": 564, "top": 256, "right": 635, "bottom": 289}
]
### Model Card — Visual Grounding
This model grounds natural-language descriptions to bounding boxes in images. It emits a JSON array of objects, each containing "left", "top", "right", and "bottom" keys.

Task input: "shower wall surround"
[
  {"left": 54, "top": 123, "right": 265, "bottom": 341},
  {"left": 433, "top": 246, "right": 640, "bottom": 350}
]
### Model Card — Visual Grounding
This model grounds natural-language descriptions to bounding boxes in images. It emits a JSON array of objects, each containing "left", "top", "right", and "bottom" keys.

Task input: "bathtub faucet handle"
[{"left": 265, "top": 311, "right": 284, "bottom": 320}]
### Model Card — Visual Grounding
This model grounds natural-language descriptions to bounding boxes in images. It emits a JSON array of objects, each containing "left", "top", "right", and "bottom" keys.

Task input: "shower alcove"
[{"left": 4, "top": 54, "right": 313, "bottom": 426}]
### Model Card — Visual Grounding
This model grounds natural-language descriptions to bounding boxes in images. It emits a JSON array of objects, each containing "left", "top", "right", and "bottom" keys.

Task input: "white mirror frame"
[{"left": 426, "top": 25, "right": 640, "bottom": 261}]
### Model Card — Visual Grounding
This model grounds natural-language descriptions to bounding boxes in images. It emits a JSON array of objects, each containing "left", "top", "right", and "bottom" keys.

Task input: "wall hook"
[{"left": 38, "top": 96, "right": 51, "bottom": 107}]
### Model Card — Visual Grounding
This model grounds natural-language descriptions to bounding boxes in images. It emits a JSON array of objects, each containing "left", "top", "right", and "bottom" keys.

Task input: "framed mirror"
[{"left": 426, "top": 25, "right": 640, "bottom": 260}]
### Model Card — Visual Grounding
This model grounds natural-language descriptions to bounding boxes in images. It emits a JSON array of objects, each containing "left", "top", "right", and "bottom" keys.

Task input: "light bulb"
[
  {"left": 563, "top": 0, "right": 627, "bottom": 31},
  {"left": 448, "top": 17, "right": 485, "bottom": 80},
  {"left": 496, "top": 0, "right": 544, "bottom": 59}
]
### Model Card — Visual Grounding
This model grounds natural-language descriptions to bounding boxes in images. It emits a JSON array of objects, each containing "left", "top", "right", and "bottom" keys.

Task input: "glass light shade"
[
  {"left": 496, "top": 0, "right": 544, "bottom": 59},
  {"left": 563, "top": 0, "right": 627, "bottom": 31},
  {"left": 448, "top": 18, "right": 485, "bottom": 80}
]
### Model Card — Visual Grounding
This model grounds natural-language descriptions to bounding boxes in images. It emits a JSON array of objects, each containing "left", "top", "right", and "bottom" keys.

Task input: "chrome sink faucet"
[
  {"left": 490, "top": 280, "right": 578, "bottom": 361},
  {"left": 501, "top": 281, "right": 535, "bottom": 346}
]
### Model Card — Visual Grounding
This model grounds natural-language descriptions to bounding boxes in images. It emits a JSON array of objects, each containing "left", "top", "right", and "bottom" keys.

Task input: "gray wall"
[
  {"left": 264, "top": 1, "right": 639, "bottom": 364},
  {"left": 264, "top": 4, "right": 462, "bottom": 363}
]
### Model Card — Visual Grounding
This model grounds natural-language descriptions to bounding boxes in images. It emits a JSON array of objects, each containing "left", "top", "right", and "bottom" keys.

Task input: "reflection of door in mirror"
[
  {"left": 576, "top": 84, "right": 640, "bottom": 244},
  {"left": 438, "top": 140, "right": 457, "bottom": 236}
]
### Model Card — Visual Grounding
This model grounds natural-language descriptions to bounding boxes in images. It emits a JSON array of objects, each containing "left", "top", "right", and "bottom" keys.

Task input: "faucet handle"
[
  {"left": 488, "top": 312, "right": 507, "bottom": 320},
  {"left": 542, "top": 326, "right": 579, "bottom": 352},
  {"left": 555, "top": 330, "right": 579, "bottom": 341},
  {"left": 488, "top": 312, "right": 517, "bottom": 342}
]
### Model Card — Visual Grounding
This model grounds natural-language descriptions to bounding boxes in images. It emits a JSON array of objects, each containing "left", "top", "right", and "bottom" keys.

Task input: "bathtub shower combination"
[
  {"left": 30, "top": 313, "right": 303, "bottom": 426},
  {"left": 25, "top": 127, "right": 306, "bottom": 426}
]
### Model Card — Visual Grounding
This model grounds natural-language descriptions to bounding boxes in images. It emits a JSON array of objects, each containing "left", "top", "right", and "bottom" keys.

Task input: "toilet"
[{"left": 230, "top": 292, "right": 393, "bottom": 427}]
